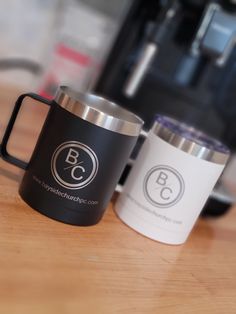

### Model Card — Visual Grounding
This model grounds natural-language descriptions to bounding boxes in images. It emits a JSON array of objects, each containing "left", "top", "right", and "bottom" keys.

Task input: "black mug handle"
[{"left": 1, "top": 93, "right": 51, "bottom": 170}]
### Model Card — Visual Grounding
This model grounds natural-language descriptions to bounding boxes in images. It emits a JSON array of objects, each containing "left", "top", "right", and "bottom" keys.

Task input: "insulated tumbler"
[
  {"left": 1, "top": 86, "right": 143, "bottom": 226},
  {"left": 115, "top": 115, "right": 230, "bottom": 244}
]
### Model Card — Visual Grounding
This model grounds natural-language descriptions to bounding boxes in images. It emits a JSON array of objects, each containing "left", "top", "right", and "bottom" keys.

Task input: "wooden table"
[{"left": 0, "top": 86, "right": 236, "bottom": 314}]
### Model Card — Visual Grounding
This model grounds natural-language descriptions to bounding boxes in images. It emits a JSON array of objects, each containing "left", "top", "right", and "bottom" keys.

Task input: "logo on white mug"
[
  {"left": 143, "top": 165, "right": 184, "bottom": 208},
  {"left": 51, "top": 141, "right": 99, "bottom": 190}
]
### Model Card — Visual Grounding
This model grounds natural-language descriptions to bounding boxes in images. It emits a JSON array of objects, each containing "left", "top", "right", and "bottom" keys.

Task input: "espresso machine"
[{"left": 95, "top": 0, "right": 236, "bottom": 215}]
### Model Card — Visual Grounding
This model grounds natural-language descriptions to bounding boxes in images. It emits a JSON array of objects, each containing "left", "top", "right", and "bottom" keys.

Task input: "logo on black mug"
[
  {"left": 51, "top": 141, "right": 99, "bottom": 190},
  {"left": 143, "top": 165, "right": 185, "bottom": 208}
]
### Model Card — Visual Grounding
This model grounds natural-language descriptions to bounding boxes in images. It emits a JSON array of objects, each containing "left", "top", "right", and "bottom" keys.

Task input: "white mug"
[{"left": 115, "top": 115, "right": 230, "bottom": 245}]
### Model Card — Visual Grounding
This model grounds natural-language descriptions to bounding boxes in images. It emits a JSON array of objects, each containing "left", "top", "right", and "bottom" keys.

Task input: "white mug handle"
[{"left": 115, "top": 129, "right": 148, "bottom": 192}]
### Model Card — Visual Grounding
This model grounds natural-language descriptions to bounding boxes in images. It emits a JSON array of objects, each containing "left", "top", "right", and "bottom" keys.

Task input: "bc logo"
[
  {"left": 143, "top": 165, "right": 184, "bottom": 208},
  {"left": 51, "top": 141, "right": 99, "bottom": 190}
]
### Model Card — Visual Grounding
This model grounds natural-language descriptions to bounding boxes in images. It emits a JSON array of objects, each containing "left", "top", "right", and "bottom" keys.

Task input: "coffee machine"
[
  {"left": 95, "top": 0, "right": 236, "bottom": 215},
  {"left": 95, "top": 0, "right": 236, "bottom": 143}
]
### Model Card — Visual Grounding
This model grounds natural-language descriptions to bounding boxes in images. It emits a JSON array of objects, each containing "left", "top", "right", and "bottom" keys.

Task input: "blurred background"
[
  {"left": 0, "top": 0, "right": 130, "bottom": 94},
  {"left": 1, "top": 0, "right": 236, "bottom": 215}
]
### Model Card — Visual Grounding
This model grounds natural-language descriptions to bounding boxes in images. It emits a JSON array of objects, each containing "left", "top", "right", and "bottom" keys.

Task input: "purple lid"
[{"left": 152, "top": 115, "right": 230, "bottom": 164}]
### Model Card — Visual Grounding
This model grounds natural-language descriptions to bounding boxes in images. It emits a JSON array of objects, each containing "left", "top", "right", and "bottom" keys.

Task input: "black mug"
[{"left": 1, "top": 86, "right": 143, "bottom": 226}]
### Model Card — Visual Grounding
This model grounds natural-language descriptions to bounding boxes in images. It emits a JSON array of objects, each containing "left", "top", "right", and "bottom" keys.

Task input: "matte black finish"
[{"left": 1, "top": 94, "right": 138, "bottom": 226}]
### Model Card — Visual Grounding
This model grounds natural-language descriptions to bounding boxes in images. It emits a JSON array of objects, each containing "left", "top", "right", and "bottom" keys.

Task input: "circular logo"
[
  {"left": 143, "top": 165, "right": 184, "bottom": 208},
  {"left": 51, "top": 141, "right": 99, "bottom": 190}
]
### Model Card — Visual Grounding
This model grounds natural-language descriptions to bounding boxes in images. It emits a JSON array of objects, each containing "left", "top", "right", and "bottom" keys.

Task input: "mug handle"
[
  {"left": 1, "top": 93, "right": 51, "bottom": 170},
  {"left": 115, "top": 129, "right": 148, "bottom": 192}
]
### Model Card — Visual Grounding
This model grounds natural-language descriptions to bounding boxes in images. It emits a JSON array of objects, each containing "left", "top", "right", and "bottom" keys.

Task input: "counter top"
[{"left": 0, "top": 86, "right": 236, "bottom": 314}]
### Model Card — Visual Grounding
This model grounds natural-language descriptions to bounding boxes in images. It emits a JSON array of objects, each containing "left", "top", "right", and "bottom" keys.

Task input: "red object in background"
[{"left": 56, "top": 44, "right": 91, "bottom": 66}]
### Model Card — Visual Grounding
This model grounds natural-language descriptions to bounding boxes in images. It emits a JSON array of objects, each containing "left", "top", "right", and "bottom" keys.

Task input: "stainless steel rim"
[
  {"left": 152, "top": 116, "right": 230, "bottom": 165},
  {"left": 54, "top": 86, "right": 144, "bottom": 136}
]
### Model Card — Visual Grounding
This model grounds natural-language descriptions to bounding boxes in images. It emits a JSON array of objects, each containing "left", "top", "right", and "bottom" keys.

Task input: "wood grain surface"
[{"left": 0, "top": 85, "right": 235, "bottom": 314}]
